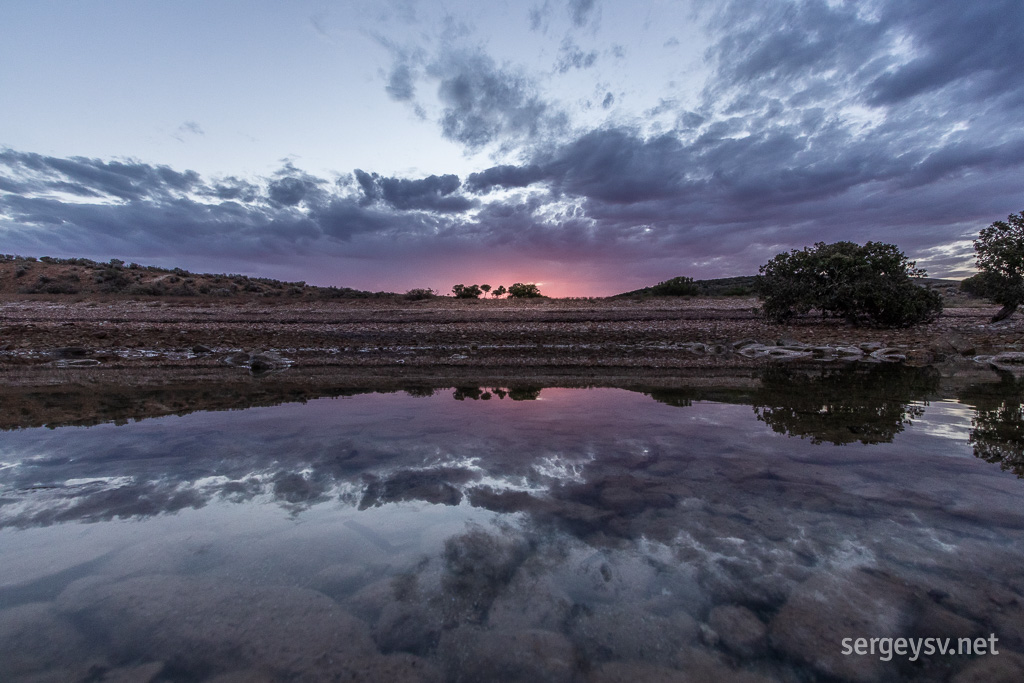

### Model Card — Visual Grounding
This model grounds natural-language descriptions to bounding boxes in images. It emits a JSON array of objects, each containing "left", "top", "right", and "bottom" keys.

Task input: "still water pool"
[{"left": 1, "top": 366, "right": 1023, "bottom": 681}]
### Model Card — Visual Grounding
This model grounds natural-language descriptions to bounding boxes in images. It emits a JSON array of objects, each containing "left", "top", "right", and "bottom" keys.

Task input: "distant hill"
[
  {"left": 615, "top": 276, "right": 758, "bottom": 298},
  {"left": 0, "top": 254, "right": 393, "bottom": 300}
]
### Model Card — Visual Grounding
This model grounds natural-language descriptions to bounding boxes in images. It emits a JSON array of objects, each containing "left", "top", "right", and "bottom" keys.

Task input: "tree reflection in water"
[
  {"left": 960, "top": 372, "right": 1024, "bottom": 477},
  {"left": 452, "top": 387, "right": 541, "bottom": 401},
  {"left": 751, "top": 364, "right": 941, "bottom": 445}
]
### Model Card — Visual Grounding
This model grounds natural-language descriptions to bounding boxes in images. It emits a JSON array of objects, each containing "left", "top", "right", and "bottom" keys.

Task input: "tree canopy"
[
  {"left": 508, "top": 282, "right": 542, "bottom": 298},
  {"left": 451, "top": 284, "right": 483, "bottom": 299},
  {"left": 966, "top": 210, "right": 1024, "bottom": 322},
  {"left": 756, "top": 241, "right": 942, "bottom": 327}
]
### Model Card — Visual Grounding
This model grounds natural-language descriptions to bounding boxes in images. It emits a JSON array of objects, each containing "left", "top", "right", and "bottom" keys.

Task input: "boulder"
[
  {"left": 870, "top": 348, "right": 907, "bottom": 362},
  {"left": 769, "top": 570, "right": 912, "bottom": 682},
  {"left": 951, "top": 651, "right": 1024, "bottom": 682},
  {"left": 438, "top": 626, "right": 578, "bottom": 683},
  {"left": 569, "top": 603, "right": 698, "bottom": 667},
  {"left": 708, "top": 605, "right": 767, "bottom": 658},
  {"left": 222, "top": 350, "right": 291, "bottom": 375},
  {"left": 373, "top": 602, "right": 442, "bottom": 656},
  {"left": 56, "top": 574, "right": 379, "bottom": 680},
  {"left": 989, "top": 352, "right": 1024, "bottom": 374},
  {"left": 589, "top": 655, "right": 775, "bottom": 683},
  {"left": 0, "top": 602, "right": 89, "bottom": 680}
]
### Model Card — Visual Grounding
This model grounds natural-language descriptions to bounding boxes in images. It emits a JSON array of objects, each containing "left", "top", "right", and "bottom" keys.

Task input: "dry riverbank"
[{"left": 1, "top": 296, "right": 1020, "bottom": 373}]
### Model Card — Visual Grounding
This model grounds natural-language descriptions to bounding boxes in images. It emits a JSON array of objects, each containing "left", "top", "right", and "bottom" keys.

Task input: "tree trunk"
[{"left": 991, "top": 303, "right": 1018, "bottom": 323}]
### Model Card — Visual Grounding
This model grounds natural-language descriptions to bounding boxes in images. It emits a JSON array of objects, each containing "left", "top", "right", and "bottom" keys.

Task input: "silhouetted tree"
[
  {"left": 508, "top": 282, "right": 542, "bottom": 298},
  {"left": 480, "top": 284, "right": 491, "bottom": 297},
  {"left": 452, "top": 284, "right": 482, "bottom": 299},
  {"left": 493, "top": 285, "right": 507, "bottom": 298}
]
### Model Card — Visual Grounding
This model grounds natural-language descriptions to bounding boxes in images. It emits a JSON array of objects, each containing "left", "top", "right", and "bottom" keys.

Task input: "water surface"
[{"left": 2, "top": 366, "right": 1023, "bottom": 681}]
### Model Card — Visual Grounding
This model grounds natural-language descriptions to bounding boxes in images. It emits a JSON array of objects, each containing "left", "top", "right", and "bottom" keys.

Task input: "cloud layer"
[{"left": 2, "top": 0, "right": 1023, "bottom": 294}]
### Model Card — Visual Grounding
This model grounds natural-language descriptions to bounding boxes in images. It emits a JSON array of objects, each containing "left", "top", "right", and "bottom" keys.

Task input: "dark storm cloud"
[
  {"left": 353, "top": 170, "right": 475, "bottom": 213},
  {"left": 267, "top": 177, "right": 309, "bottom": 206},
  {"left": 541, "top": 129, "right": 691, "bottom": 204},
  {"left": 308, "top": 198, "right": 421, "bottom": 241},
  {"left": 0, "top": 153, "right": 468, "bottom": 264},
  {"left": 464, "top": 164, "right": 546, "bottom": 193},
  {"left": 0, "top": 150, "right": 200, "bottom": 202},
  {"left": 266, "top": 163, "right": 330, "bottom": 207},
  {"left": 429, "top": 49, "right": 566, "bottom": 150},
  {"left": 706, "top": 0, "right": 884, "bottom": 90},
  {"left": 705, "top": 0, "right": 1024, "bottom": 116},
  {"left": 203, "top": 177, "right": 261, "bottom": 202},
  {"left": 866, "top": 0, "right": 1024, "bottom": 106}
]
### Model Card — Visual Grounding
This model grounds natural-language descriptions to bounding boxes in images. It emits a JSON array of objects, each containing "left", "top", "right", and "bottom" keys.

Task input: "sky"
[{"left": 1, "top": 0, "right": 1022, "bottom": 297}]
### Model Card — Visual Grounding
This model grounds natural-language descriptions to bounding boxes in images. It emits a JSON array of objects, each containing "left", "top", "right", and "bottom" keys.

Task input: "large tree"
[
  {"left": 757, "top": 241, "right": 942, "bottom": 327},
  {"left": 969, "top": 210, "right": 1024, "bottom": 322}
]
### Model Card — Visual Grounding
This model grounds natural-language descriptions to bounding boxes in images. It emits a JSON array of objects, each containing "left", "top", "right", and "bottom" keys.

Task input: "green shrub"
[{"left": 756, "top": 241, "right": 942, "bottom": 327}]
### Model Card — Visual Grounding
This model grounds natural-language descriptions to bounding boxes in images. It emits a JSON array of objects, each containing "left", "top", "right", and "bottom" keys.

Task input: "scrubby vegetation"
[
  {"left": 0, "top": 254, "right": 392, "bottom": 300},
  {"left": 404, "top": 288, "right": 437, "bottom": 301},
  {"left": 650, "top": 276, "right": 699, "bottom": 296},
  {"left": 616, "top": 275, "right": 755, "bottom": 298}
]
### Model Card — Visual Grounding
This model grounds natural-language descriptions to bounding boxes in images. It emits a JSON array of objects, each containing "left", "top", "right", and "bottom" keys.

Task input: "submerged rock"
[
  {"left": 870, "top": 347, "right": 907, "bottom": 362},
  {"left": 373, "top": 602, "right": 442, "bottom": 656},
  {"left": 708, "top": 605, "right": 767, "bottom": 658},
  {"left": 222, "top": 349, "right": 291, "bottom": 375},
  {"left": 91, "top": 661, "right": 166, "bottom": 683},
  {"left": 438, "top": 626, "right": 577, "bottom": 683},
  {"left": 569, "top": 603, "right": 698, "bottom": 667},
  {"left": 987, "top": 352, "right": 1024, "bottom": 374},
  {"left": 769, "top": 570, "right": 912, "bottom": 682},
  {"left": 951, "top": 651, "right": 1024, "bottom": 682},
  {"left": 589, "top": 655, "right": 775, "bottom": 683},
  {"left": 0, "top": 602, "right": 89, "bottom": 680},
  {"left": 56, "top": 574, "right": 381, "bottom": 680}
]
